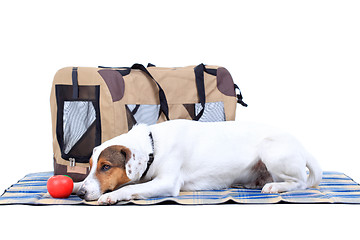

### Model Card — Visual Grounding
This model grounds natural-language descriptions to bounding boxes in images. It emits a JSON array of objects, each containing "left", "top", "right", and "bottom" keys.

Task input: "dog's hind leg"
[
  {"left": 260, "top": 161, "right": 308, "bottom": 193},
  {"left": 261, "top": 178, "right": 307, "bottom": 193},
  {"left": 257, "top": 134, "right": 308, "bottom": 193}
]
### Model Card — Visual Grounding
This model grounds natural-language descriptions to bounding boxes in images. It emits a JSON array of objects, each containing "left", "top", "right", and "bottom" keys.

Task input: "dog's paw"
[
  {"left": 98, "top": 193, "right": 118, "bottom": 205},
  {"left": 261, "top": 183, "right": 280, "bottom": 193}
]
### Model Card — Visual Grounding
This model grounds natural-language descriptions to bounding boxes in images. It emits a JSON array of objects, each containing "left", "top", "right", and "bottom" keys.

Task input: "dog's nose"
[{"left": 77, "top": 187, "right": 87, "bottom": 199}]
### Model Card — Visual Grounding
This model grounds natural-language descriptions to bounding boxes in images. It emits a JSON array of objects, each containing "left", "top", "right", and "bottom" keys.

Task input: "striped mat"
[{"left": 1, "top": 171, "right": 360, "bottom": 205}]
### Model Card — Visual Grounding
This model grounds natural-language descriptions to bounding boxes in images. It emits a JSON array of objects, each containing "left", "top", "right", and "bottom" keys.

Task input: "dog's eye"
[{"left": 101, "top": 164, "right": 111, "bottom": 171}]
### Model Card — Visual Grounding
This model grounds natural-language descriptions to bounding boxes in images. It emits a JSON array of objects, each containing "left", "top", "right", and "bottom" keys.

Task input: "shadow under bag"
[{"left": 50, "top": 63, "right": 247, "bottom": 181}]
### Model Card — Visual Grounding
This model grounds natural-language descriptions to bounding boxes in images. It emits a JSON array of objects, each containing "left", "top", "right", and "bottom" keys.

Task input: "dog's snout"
[
  {"left": 77, "top": 187, "right": 87, "bottom": 199},
  {"left": 75, "top": 175, "right": 102, "bottom": 201}
]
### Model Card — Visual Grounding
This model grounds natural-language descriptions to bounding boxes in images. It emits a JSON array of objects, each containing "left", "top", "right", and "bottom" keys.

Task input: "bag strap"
[
  {"left": 98, "top": 64, "right": 170, "bottom": 120},
  {"left": 193, "top": 64, "right": 206, "bottom": 121},
  {"left": 131, "top": 63, "right": 170, "bottom": 120},
  {"left": 98, "top": 66, "right": 131, "bottom": 76},
  {"left": 72, "top": 67, "right": 79, "bottom": 99},
  {"left": 193, "top": 63, "right": 217, "bottom": 121},
  {"left": 234, "top": 84, "right": 248, "bottom": 107}
]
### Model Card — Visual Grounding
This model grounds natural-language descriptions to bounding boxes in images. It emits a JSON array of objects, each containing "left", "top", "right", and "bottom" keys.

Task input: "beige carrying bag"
[{"left": 50, "top": 63, "right": 247, "bottom": 181}]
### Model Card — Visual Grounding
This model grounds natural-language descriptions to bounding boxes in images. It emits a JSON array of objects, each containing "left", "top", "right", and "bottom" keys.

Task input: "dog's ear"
[
  {"left": 125, "top": 150, "right": 148, "bottom": 180},
  {"left": 120, "top": 147, "right": 131, "bottom": 164},
  {"left": 97, "top": 145, "right": 131, "bottom": 169}
]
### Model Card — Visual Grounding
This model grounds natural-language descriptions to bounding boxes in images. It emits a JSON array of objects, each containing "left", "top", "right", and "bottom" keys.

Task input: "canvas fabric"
[{"left": 50, "top": 64, "right": 244, "bottom": 181}]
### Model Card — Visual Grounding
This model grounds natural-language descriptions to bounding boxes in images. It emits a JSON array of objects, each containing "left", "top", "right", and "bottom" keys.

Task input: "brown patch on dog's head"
[{"left": 95, "top": 145, "right": 131, "bottom": 193}]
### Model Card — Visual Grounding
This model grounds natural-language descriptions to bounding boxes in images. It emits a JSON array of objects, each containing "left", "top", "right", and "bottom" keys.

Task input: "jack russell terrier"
[{"left": 74, "top": 119, "right": 322, "bottom": 205}]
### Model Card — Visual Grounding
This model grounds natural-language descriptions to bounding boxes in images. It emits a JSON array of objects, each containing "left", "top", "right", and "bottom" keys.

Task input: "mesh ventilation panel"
[
  {"left": 195, "top": 101, "right": 225, "bottom": 122},
  {"left": 63, "top": 101, "right": 96, "bottom": 154}
]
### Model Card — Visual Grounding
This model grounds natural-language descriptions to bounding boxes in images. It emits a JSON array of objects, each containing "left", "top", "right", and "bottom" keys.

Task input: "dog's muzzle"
[
  {"left": 77, "top": 187, "right": 87, "bottom": 199},
  {"left": 76, "top": 177, "right": 102, "bottom": 201}
]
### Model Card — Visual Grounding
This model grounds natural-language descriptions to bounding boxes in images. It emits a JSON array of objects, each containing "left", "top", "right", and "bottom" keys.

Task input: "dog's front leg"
[{"left": 98, "top": 176, "right": 180, "bottom": 205}]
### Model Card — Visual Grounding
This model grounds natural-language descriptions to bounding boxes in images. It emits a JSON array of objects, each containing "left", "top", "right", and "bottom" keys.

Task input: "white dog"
[{"left": 74, "top": 119, "right": 322, "bottom": 205}]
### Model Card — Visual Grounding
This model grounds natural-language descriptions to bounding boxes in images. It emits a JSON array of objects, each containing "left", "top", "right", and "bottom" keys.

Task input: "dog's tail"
[{"left": 305, "top": 153, "right": 322, "bottom": 188}]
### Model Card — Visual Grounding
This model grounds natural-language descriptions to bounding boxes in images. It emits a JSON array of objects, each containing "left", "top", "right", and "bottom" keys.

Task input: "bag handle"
[
  {"left": 130, "top": 63, "right": 170, "bottom": 120},
  {"left": 193, "top": 63, "right": 217, "bottom": 121},
  {"left": 98, "top": 64, "right": 170, "bottom": 120},
  {"left": 142, "top": 63, "right": 216, "bottom": 121}
]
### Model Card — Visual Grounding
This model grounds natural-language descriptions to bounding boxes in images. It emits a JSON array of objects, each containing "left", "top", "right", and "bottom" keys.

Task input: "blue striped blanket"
[{"left": 1, "top": 171, "right": 359, "bottom": 205}]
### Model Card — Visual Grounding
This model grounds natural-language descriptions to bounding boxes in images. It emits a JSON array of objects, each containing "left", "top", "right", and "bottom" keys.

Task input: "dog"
[{"left": 74, "top": 119, "right": 322, "bottom": 205}]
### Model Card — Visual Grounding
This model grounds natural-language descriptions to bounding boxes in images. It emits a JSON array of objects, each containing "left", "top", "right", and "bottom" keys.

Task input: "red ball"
[{"left": 47, "top": 175, "right": 74, "bottom": 198}]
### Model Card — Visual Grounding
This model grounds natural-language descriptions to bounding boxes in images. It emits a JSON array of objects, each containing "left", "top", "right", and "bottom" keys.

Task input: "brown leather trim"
[
  {"left": 216, "top": 67, "right": 236, "bottom": 97},
  {"left": 183, "top": 104, "right": 195, "bottom": 119},
  {"left": 53, "top": 158, "right": 89, "bottom": 182},
  {"left": 98, "top": 69, "right": 125, "bottom": 102}
]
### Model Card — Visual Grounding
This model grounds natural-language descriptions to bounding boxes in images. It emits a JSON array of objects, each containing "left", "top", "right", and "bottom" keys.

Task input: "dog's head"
[{"left": 77, "top": 144, "right": 149, "bottom": 201}]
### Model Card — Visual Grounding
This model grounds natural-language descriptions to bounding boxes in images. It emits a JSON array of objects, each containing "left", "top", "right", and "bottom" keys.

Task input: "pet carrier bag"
[{"left": 50, "top": 63, "right": 247, "bottom": 181}]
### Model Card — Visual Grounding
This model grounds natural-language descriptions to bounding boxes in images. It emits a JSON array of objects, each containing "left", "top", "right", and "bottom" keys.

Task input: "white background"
[{"left": 0, "top": 0, "right": 359, "bottom": 239}]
